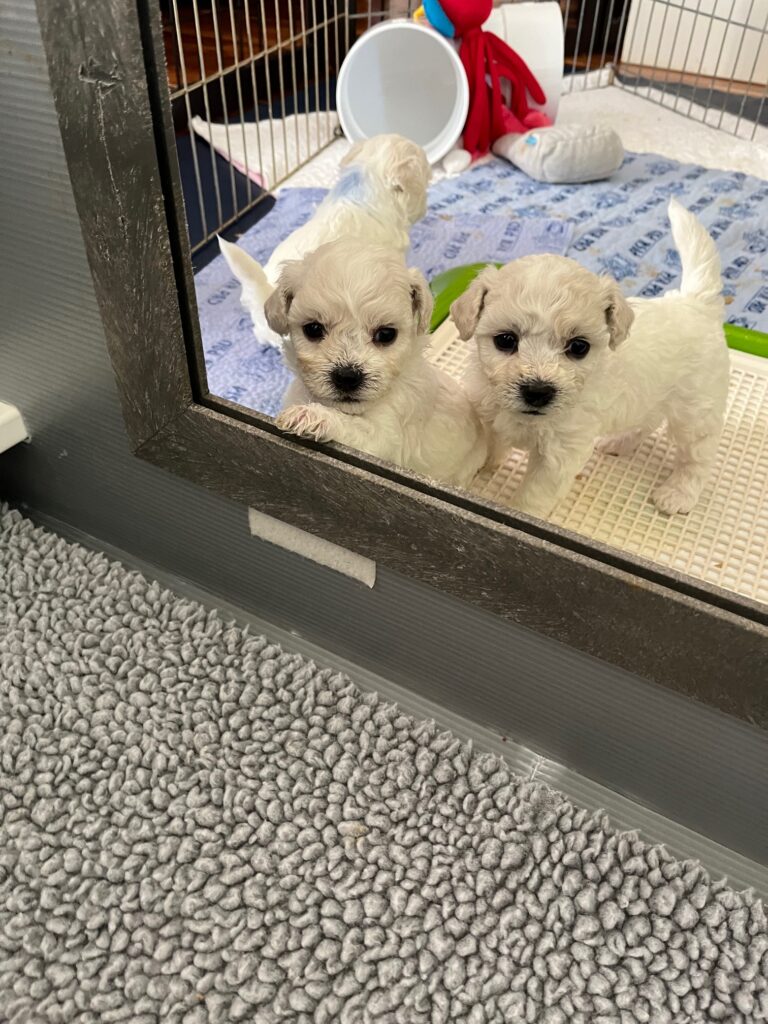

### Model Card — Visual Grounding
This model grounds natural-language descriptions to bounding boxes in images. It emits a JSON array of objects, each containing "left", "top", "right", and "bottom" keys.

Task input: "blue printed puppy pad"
[
  {"left": 195, "top": 153, "right": 768, "bottom": 418},
  {"left": 420, "top": 154, "right": 768, "bottom": 317}
]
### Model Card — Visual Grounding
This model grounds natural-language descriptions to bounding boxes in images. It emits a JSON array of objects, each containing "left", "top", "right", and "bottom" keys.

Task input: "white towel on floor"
[{"left": 191, "top": 112, "right": 340, "bottom": 189}]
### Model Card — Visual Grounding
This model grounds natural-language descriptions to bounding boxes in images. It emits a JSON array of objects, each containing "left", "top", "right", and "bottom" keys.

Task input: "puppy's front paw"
[
  {"left": 510, "top": 492, "right": 557, "bottom": 520},
  {"left": 479, "top": 437, "right": 510, "bottom": 476},
  {"left": 276, "top": 404, "right": 334, "bottom": 442},
  {"left": 652, "top": 477, "right": 700, "bottom": 515}
]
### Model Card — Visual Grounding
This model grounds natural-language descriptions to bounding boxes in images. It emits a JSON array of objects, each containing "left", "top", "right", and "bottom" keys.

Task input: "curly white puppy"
[
  {"left": 265, "top": 238, "right": 488, "bottom": 488},
  {"left": 219, "top": 134, "right": 431, "bottom": 347},
  {"left": 452, "top": 198, "right": 729, "bottom": 518}
]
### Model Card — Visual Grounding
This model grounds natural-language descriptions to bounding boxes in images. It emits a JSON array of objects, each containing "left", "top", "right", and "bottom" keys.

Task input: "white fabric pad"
[{"left": 493, "top": 124, "right": 625, "bottom": 184}]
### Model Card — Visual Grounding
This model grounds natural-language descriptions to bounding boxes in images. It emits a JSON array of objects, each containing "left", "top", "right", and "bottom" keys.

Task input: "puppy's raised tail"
[
  {"left": 668, "top": 198, "right": 723, "bottom": 312},
  {"left": 218, "top": 235, "right": 274, "bottom": 315}
]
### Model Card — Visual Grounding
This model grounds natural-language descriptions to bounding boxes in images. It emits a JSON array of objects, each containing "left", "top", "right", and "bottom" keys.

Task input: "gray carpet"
[{"left": 0, "top": 508, "right": 766, "bottom": 1024}]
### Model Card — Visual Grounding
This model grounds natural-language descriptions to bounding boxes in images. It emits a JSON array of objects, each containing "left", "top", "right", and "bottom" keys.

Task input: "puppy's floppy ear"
[
  {"left": 602, "top": 279, "right": 634, "bottom": 348},
  {"left": 388, "top": 145, "right": 431, "bottom": 205},
  {"left": 390, "top": 154, "right": 430, "bottom": 194},
  {"left": 450, "top": 266, "right": 498, "bottom": 341},
  {"left": 408, "top": 268, "right": 434, "bottom": 334},
  {"left": 264, "top": 260, "right": 302, "bottom": 336}
]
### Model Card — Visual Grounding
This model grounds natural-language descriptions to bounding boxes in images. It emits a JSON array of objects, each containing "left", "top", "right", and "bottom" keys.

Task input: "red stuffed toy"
[{"left": 435, "top": 0, "right": 552, "bottom": 158}]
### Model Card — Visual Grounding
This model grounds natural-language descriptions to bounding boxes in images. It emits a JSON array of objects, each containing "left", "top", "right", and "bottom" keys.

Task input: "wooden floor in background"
[
  {"left": 163, "top": 2, "right": 341, "bottom": 92},
  {"left": 618, "top": 63, "right": 766, "bottom": 99}
]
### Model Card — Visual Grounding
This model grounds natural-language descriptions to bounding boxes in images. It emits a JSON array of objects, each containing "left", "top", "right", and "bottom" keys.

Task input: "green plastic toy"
[{"left": 429, "top": 263, "right": 768, "bottom": 359}]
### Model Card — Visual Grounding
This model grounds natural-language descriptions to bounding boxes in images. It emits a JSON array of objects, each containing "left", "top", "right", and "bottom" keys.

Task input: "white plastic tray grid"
[{"left": 428, "top": 322, "right": 768, "bottom": 606}]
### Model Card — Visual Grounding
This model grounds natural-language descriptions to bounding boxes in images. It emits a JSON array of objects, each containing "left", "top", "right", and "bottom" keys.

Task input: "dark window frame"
[{"left": 35, "top": 0, "right": 768, "bottom": 725}]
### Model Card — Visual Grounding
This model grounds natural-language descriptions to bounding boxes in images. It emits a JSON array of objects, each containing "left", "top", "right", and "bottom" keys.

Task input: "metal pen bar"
[
  {"left": 242, "top": 0, "right": 268, "bottom": 185},
  {"left": 209, "top": 0, "right": 240, "bottom": 213},
  {"left": 747, "top": 77, "right": 767, "bottom": 141},
  {"left": 313, "top": 2, "right": 323, "bottom": 146},
  {"left": 286, "top": 0, "right": 302, "bottom": 165},
  {"left": 658, "top": 0, "right": 688, "bottom": 113},
  {"left": 634, "top": 0, "right": 763, "bottom": 32},
  {"left": 568, "top": 0, "right": 589, "bottom": 91},
  {"left": 683, "top": 0, "right": 732, "bottom": 118},
  {"left": 671, "top": 0, "right": 708, "bottom": 116},
  {"left": 598, "top": 0, "right": 619, "bottom": 82},
  {"left": 170, "top": 0, "right": 209, "bottom": 238},
  {"left": 300, "top": 0, "right": 313, "bottom": 162},
  {"left": 169, "top": 17, "right": 341, "bottom": 99},
  {"left": 634, "top": 0, "right": 667, "bottom": 99},
  {"left": 190, "top": 0, "right": 226, "bottom": 226},
  {"left": 645, "top": 0, "right": 674, "bottom": 101},
  {"left": 701, "top": 0, "right": 744, "bottom": 120},
  {"left": 257, "top": 0, "right": 280, "bottom": 184},
  {"left": 612, "top": 0, "right": 636, "bottom": 83},
  {"left": 733, "top": 14, "right": 768, "bottom": 138},
  {"left": 227, "top": 0, "right": 254, "bottom": 205},
  {"left": 322, "top": 0, "right": 331, "bottom": 138},
  {"left": 193, "top": 189, "right": 271, "bottom": 252},
  {"left": 561, "top": 0, "right": 575, "bottom": 74},
  {"left": 583, "top": 0, "right": 604, "bottom": 85},
  {"left": 271, "top": 0, "right": 291, "bottom": 175},
  {"left": 616, "top": 0, "right": 647, "bottom": 98},
  {"left": 714, "top": 0, "right": 760, "bottom": 131}
]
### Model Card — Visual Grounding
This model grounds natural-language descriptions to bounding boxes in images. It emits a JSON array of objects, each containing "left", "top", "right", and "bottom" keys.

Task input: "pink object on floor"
[{"left": 229, "top": 157, "right": 265, "bottom": 188}]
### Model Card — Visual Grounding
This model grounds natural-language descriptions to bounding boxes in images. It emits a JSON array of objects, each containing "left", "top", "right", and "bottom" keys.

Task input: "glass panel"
[{"left": 159, "top": 0, "right": 768, "bottom": 607}]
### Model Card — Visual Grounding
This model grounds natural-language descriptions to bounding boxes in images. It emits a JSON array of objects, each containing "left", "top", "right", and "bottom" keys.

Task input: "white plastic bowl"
[{"left": 336, "top": 21, "right": 469, "bottom": 166}]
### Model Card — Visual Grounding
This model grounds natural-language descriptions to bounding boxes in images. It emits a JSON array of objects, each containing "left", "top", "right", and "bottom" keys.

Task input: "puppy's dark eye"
[
  {"left": 302, "top": 321, "right": 325, "bottom": 341},
  {"left": 373, "top": 326, "right": 398, "bottom": 346},
  {"left": 493, "top": 332, "right": 519, "bottom": 353},
  {"left": 565, "top": 337, "right": 590, "bottom": 359}
]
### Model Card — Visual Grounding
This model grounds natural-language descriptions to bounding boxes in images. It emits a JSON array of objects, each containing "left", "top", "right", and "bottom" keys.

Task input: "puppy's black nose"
[
  {"left": 331, "top": 365, "right": 365, "bottom": 393},
  {"left": 520, "top": 381, "right": 557, "bottom": 409}
]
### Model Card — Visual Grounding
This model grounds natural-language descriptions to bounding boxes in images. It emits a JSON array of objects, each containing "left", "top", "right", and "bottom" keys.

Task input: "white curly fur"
[
  {"left": 218, "top": 134, "right": 431, "bottom": 347},
  {"left": 453, "top": 199, "right": 730, "bottom": 518},
  {"left": 265, "top": 239, "right": 488, "bottom": 489}
]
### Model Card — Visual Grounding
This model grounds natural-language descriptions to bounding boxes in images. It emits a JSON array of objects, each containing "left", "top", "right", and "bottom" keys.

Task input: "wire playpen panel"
[
  {"left": 618, "top": 0, "right": 767, "bottom": 134},
  {"left": 159, "top": 0, "right": 767, "bottom": 252},
  {"left": 162, "top": 0, "right": 348, "bottom": 249}
]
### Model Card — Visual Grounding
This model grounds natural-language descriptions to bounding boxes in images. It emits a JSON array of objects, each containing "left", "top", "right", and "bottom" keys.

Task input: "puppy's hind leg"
[{"left": 652, "top": 412, "right": 723, "bottom": 515}]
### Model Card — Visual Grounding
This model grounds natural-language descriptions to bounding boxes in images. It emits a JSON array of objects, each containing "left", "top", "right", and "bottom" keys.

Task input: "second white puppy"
[
  {"left": 220, "top": 134, "right": 430, "bottom": 347},
  {"left": 265, "top": 238, "right": 488, "bottom": 488},
  {"left": 452, "top": 198, "right": 729, "bottom": 518}
]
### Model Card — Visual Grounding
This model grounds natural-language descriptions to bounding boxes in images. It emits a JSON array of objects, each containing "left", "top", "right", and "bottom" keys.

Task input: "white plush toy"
[{"left": 492, "top": 123, "right": 625, "bottom": 184}]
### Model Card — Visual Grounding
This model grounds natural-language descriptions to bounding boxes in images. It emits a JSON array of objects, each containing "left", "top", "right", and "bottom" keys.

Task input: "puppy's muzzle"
[
  {"left": 519, "top": 381, "right": 557, "bottom": 412},
  {"left": 330, "top": 365, "right": 366, "bottom": 398}
]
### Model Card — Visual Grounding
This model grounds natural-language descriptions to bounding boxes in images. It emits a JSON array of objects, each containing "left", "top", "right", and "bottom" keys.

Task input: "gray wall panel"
[{"left": 2, "top": 0, "right": 765, "bottom": 863}]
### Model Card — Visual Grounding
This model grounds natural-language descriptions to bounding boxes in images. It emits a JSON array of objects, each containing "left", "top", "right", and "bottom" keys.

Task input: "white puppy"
[
  {"left": 452, "top": 198, "right": 729, "bottom": 518},
  {"left": 219, "top": 134, "right": 431, "bottom": 346},
  {"left": 265, "top": 238, "right": 488, "bottom": 488}
]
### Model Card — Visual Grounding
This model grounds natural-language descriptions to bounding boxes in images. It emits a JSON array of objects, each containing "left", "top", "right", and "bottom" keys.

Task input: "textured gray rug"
[{"left": 0, "top": 508, "right": 766, "bottom": 1024}]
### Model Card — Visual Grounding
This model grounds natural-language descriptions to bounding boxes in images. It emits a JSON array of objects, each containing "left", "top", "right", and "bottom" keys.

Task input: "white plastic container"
[{"left": 336, "top": 21, "right": 469, "bottom": 165}]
